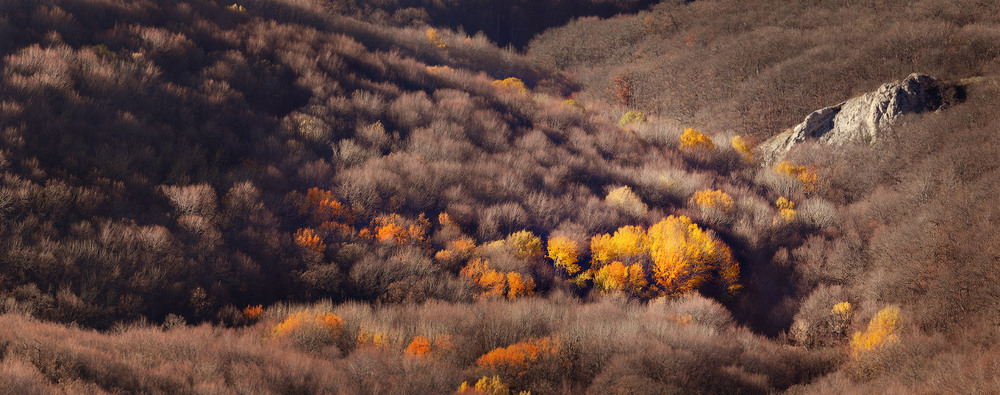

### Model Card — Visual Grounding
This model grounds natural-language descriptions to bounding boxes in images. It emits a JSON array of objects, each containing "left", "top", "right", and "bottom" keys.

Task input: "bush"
[{"left": 618, "top": 110, "right": 647, "bottom": 126}]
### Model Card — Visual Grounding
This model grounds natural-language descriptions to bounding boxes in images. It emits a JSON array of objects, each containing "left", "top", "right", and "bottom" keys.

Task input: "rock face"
[{"left": 760, "top": 73, "right": 947, "bottom": 162}]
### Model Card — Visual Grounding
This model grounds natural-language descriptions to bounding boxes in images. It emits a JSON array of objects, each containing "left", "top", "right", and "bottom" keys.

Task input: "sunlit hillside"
[{"left": 0, "top": 0, "right": 998, "bottom": 392}]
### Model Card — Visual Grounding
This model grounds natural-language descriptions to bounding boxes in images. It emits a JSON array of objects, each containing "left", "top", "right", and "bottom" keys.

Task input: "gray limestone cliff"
[{"left": 759, "top": 73, "right": 948, "bottom": 162}]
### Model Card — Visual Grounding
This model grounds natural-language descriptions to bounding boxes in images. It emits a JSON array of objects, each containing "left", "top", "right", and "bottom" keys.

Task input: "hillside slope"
[
  {"left": 527, "top": 0, "right": 1000, "bottom": 139},
  {"left": 0, "top": 0, "right": 999, "bottom": 393}
]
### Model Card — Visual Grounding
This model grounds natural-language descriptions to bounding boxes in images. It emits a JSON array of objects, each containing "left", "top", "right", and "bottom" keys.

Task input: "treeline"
[{"left": 328, "top": 0, "right": 660, "bottom": 48}]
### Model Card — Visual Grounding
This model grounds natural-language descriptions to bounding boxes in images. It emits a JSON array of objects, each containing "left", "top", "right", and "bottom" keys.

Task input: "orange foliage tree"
[
  {"left": 461, "top": 259, "right": 535, "bottom": 300},
  {"left": 294, "top": 227, "right": 326, "bottom": 253},
  {"left": 477, "top": 337, "right": 559, "bottom": 381},
  {"left": 435, "top": 236, "right": 476, "bottom": 264},
  {"left": 612, "top": 74, "right": 634, "bottom": 107},
  {"left": 426, "top": 65, "right": 454, "bottom": 74},
  {"left": 405, "top": 336, "right": 431, "bottom": 357},
  {"left": 271, "top": 309, "right": 344, "bottom": 339},
  {"left": 287, "top": 187, "right": 356, "bottom": 255},
  {"left": 369, "top": 213, "right": 431, "bottom": 247},
  {"left": 293, "top": 187, "right": 353, "bottom": 226},
  {"left": 434, "top": 212, "right": 476, "bottom": 266},
  {"left": 404, "top": 334, "right": 454, "bottom": 359},
  {"left": 243, "top": 304, "right": 264, "bottom": 322}
]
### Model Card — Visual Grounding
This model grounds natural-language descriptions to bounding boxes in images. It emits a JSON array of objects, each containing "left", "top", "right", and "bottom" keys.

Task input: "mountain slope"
[{"left": 1, "top": 0, "right": 999, "bottom": 393}]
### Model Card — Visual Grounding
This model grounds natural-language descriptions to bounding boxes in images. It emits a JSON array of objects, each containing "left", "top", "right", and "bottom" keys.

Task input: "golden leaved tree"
[
  {"left": 546, "top": 236, "right": 581, "bottom": 276},
  {"left": 774, "top": 160, "right": 818, "bottom": 192},
  {"left": 648, "top": 215, "right": 739, "bottom": 295},
  {"left": 691, "top": 189, "right": 734, "bottom": 213},
  {"left": 586, "top": 216, "right": 739, "bottom": 297},
  {"left": 680, "top": 128, "right": 714, "bottom": 150}
]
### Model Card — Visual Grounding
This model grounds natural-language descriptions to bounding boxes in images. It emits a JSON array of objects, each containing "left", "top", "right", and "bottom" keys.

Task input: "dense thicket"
[
  {"left": 0, "top": 296, "right": 838, "bottom": 393},
  {"left": 0, "top": 0, "right": 788, "bottom": 331},
  {"left": 1, "top": 0, "right": 999, "bottom": 392}
]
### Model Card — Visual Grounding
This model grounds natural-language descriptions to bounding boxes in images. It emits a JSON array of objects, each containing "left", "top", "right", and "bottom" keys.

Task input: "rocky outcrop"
[{"left": 760, "top": 73, "right": 948, "bottom": 162}]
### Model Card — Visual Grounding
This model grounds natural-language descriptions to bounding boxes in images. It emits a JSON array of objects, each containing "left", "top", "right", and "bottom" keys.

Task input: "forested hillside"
[{"left": 0, "top": 0, "right": 998, "bottom": 393}]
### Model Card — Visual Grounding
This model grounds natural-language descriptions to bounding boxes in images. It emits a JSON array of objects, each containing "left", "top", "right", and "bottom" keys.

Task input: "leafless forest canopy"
[{"left": 0, "top": 0, "right": 998, "bottom": 392}]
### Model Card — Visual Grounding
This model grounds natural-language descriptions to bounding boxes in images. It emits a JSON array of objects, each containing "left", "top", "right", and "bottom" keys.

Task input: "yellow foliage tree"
[
  {"left": 618, "top": 110, "right": 647, "bottom": 126},
  {"left": 606, "top": 186, "right": 648, "bottom": 216},
  {"left": 647, "top": 215, "right": 739, "bottom": 296},
  {"left": 594, "top": 261, "right": 647, "bottom": 296},
  {"left": 426, "top": 28, "right": 446, "bottom": 48},
  {"left": 831, "top": 301, "right": 853, "bottom": 335},
  {"left": 851, "top": 305, "right": 900, "bottom": 356},
  {"left": 588, "top": 217, "right": 740, "bottom": 297},
  {"left": 680, "top": 128, "right": 714, "bottom": 150},
  {"left": 590, "top": 225, "right": 648, "bottom": 268},
  {"left": 563, "top": 99, "right": 584, "bottom": 111},
  {"left": 691, "top": 189, "right": 735, "bottom": 213},
  {"left": 458, "top": 375, "right": 517, "bottom": 394},
  {"left": 547, "top": 236, "right": 581, "bottom": 276},
  {"left": 731, "top": 135, "right": 753, "bottom": 162},
  {"left": 506, "top": 231, "right": 544, "bottom": 260},
  {"left": 776, "top": 197, "right": 796, "bottom": 222},
  {"left": 426, "top": 65, "right": 453, "bottom": 74},
  {"left": 774, "top": 160, "right": 818, "bottom": 192},
  {"left": 493, "top": 77, "right": 528, "bottom": 96},
  {"left": 356, "top": 329, "right": 389, "bottom": 348}
]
